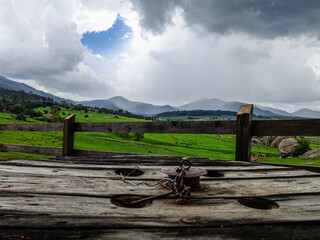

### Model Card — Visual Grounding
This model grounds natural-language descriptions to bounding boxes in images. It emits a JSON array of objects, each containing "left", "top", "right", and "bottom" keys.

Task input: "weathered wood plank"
[
  {"left": 75, "top": 121, "right": 237, "bottom": 134},
  {"left": 0, "top": 123, "right": 63, "bottom": 132},
  {"left": 2, "top": 225, "right": 320, "bottom": 240},
  {"left": 73, "top": 149, "right": 141, "bottom": 157},
  {"left": 0, "top": 143, "right": 61, "bottom": 156},
  {"left": 62, "top": 114, "right": 75, "bottom": 156},
  {"left": 3, "top": 159, "right": 295, "bottom": 171},
  {"left": 0, "top": 192, "right": 319, "bottom": 228},
  {"left": 235, "top": 105, "right": 253, "bottom": 162},
  {"left": 0, "top": 164, "right": 318, "bottom": 180},
  {"left": 52, "top": 156, "right": 268, "bottom": 167},
  {"left": 252, "top": 119, "right": 320, "bottom": 136},
  {"left": 0, "top": 170, "right": 320, "bottom": 198}
]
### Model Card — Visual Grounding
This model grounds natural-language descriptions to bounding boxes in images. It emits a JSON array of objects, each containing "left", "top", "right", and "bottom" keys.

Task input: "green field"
[{"left": 0, "top": 109, "right": 320, "bottom": 166}]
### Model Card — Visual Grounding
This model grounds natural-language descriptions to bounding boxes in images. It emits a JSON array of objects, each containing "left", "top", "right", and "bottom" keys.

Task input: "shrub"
[
  {"left": 294, "top": 137, "right": 311, "bottom": 156},
  {"left": 16, "top": 113, "right": 26, "bottom": 121},
  {"left": 133, "top": 133, "right": 144, "bottom": 141},
  {"left": 10, "top": 104, "right": 25, "bottom": 114},
  {"left": 50, "top": 107, "right": 63, "bottom": 123},
  {"left": 26, "top": 109, "right": 43, "bottom": 118},
  {"left": 115, "top": 133, "right": 131, "bottom": 140}
]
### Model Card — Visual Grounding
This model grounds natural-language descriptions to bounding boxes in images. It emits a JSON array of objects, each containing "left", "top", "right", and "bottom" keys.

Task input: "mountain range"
[{"left": 1, "top": 75, "right": 320, "bottom": 118}]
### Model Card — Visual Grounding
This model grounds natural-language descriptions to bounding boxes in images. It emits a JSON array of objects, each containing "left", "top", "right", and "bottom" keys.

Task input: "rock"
[
  {"left": 278, "top": 138, "right": 299, "bottom": 157},
  {"left": 252, "top": 137, "right": 264, "bottom": 146},
  {"left": 260, "top": 136, "right": 276, "bottom": 146},
  {"left": 271, "top": 136, "right": 295, "bottom": 148},
  {"left": 301, "top": 148, "right": 320, "bottom": 159},
  {"left": 34, "top": 117, "right": 44, "bottom": 121},
  {"left": 45, "top": 114, "right": 53, "bottom": 122}
]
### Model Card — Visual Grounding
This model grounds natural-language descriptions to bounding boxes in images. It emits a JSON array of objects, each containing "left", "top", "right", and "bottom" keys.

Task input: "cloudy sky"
[{"left": 1, "top": 0, "right": 320, "bottom": 112}]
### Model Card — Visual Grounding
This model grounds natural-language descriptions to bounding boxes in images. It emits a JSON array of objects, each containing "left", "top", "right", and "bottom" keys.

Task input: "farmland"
[{"left": 0, "top": 109, "right": 319, "bottom": 166}]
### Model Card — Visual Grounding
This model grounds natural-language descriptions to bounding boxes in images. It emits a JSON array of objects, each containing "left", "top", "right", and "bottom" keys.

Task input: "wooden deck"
[{"left": 0, "top": 155, "right": 320, "bottom": 239}]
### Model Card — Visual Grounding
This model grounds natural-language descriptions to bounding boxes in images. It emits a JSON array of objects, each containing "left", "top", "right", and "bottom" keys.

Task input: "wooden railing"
[{"left": 0, "top": 104, "right": 319, "bottom": 162}]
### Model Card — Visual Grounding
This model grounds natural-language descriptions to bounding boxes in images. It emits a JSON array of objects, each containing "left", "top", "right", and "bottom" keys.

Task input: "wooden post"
[
  {"left": 62, "top": 114, "right": 75, "bottom": 156},
  {"left": 235, "top": 105, "right": 253, "bottom": 162}
]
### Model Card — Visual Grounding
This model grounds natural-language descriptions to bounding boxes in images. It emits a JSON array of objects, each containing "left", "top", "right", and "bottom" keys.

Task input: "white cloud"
[
  {"left": 1, "top": 0, "right": 320, "bottom": 112},
  {"left": 101, "top": 10, "right": 320, "bottom": 108}
]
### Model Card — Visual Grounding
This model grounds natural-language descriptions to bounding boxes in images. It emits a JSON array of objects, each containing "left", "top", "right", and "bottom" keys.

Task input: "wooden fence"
[{"left": 0, "top": 104, "right": 319, "bottom": 162}]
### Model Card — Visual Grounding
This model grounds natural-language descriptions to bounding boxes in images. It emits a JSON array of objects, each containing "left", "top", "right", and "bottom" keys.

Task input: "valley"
[{"left": 0, "top": 108, "right": 319, "bottom": 166}]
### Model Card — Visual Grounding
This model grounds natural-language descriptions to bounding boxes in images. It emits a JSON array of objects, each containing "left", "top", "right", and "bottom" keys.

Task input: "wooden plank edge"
[
  {"left": 0, "top": 143, "right": 61, "bottom": 156},
  {"left": 259, "top": 162, "right": 320, "bottom": 173},
  {"left": 74, "top": 121, "right": 237, "bottom": 134},
  {"left": 0, "top": 123, "right": 63, "bottom": 132}
]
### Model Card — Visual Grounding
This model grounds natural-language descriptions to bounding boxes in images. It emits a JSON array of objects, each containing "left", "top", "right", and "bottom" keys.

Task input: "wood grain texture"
[
  {"left": 0, "top": 123, "right": 63, "bottom": 132},
  {"left": 0, "top": 153, "right": 320, "bottom": 238},
  {"left": 75, "top": 121, "right": 237, "bottom": 134},
  {"left": 252, "top": 119, "right": 320, "bottom": 136},
  {"left": 62, "top": 114, "right": 75, "bottom": 156},
  {"left": 0, "top": 143, "right": 61, "bottom": 156},
  {"left": 2, "top": 225, "right": 320, "bottom": 240},
  {"left": 235, "top": 105, "right": 253, "bottom": 162}
]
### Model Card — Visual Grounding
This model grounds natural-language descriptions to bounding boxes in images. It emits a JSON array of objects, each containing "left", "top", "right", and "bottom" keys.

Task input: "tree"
[
  {"left": 50, "top": 106, "right": 63, "bottom": 123},
  {"left": 10, "top": 104, "right": 25, "bottom": 114}
]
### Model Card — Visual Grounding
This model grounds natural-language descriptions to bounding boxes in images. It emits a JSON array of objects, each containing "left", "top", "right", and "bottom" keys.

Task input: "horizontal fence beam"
[
  {"left": 0, "top": 143, "right": 146, "bottom": 158},
  {"left": 1, "top": 119, "right": 319, "bottom": 136},
  {"left": 75, "top": 121, "right": 237, "bottom": 134},
  {"left": 252, "top": 119, "right": 320, "bottom": 136},
  {"left": 73, "top": 149, "right": 144, "bottom": 157},
  {"left": 0, "top": 123, "right": 63, "bottom": 132},
  {"left": 0, "top": 143, "right": 62, "bottom": 156}
]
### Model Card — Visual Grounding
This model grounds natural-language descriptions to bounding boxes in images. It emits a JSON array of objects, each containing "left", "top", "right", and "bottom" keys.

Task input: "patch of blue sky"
[{"left": 81, "top": 15, "right": 133, "bottom": 58}]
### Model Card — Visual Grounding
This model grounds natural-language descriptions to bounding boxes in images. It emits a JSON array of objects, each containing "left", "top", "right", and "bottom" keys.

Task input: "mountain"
[
  {"left": 79, "top": 99, "right": 120, "bottom": 111},
  {"left": 2, "top": 75, "right": 320, "bottom": 118},
  {"left": 0, "top": 75, "right": 67, "bottom": 102},
  {"left": 256, "top": 105, "right": 291, "bottom": 116},
  {"left": 179, "top": 98, "right": 280, "bottom": 117},
  {"left": 291, "top": 108, "right": 320, "bottom": 118},
  {"left": 79, "top": 96, "right": 178, "bottom": 116}
]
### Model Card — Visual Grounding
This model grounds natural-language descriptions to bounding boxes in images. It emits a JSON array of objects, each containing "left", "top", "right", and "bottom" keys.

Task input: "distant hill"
[
  {"left": 291, "top": 108, "right": 320, "bottom": 118},
  {"left": 1, "top": 75, "right": 320, "bottom": 118},
  {"left": 79, "top": 96, "right": 178, "bottom": 116},
  {"left": 179, "top": 98, "right": 280, "bottom": 117},
  {"left": 256, "top": 105, "right": 291, "bottom": 116},
  {"left": 0, "top": 75, "right": 68, "bottom": 103}
]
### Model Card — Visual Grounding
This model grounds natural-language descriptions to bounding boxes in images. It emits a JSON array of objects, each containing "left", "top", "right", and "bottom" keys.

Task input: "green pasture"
[{"left": 0, "top": 108, "right": 319, "bottom": 166}]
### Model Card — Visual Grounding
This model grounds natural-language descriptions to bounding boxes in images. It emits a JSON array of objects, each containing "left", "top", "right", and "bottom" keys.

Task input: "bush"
[
  {"left": 133, "top": 133, "right": 144, "bottom": 141},
  {"left": 16, "top": 113, "right": 26, "bottom": 121},
  {"left": 26, "top": 109, "right": 43, "bottom": 118},
  {"left": 294, "top": 137, "right": 311, "bottom": 156},
  {"left": 10, "top": 104, "right": 25, "bottom": 114},
  {"left": 50, "top": 107, "right": 63, "bottom": 123},
  {"left": 115, "top": 133, "right": 131, "bottom": 140}
]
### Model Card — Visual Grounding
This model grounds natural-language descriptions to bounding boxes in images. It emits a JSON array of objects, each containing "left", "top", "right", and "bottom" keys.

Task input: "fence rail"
[{"left": 0, "top": 104, "right": 319, "bottom": 162}]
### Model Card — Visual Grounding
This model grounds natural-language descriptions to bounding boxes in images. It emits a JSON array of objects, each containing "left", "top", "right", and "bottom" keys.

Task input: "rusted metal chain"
[{"left": 119, "top": 161, "right": 192, "bottom": 206}]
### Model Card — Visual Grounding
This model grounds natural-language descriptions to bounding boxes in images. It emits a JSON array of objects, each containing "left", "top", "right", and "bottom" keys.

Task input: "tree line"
[{"left": 0, "top": 87, "right": 146, "bottom": 122}]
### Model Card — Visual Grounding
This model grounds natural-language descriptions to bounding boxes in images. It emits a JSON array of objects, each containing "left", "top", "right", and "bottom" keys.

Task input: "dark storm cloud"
[
  {"left": 132, "top": 0, "right": 180, "bottom": 33},
  {"left": 132, "top": 0, "right": 320, "bottom": 38}
]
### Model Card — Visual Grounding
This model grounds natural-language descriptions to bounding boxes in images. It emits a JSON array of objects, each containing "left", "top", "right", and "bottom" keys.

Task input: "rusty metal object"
[
  {"left": 117, "top": 160, "right": 203, "bottom": 207},
  {"left": 161, "top": 160, "right": 207, "bottom": 190}
]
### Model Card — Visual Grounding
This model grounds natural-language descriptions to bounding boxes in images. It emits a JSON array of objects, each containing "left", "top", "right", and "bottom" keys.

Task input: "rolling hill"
[
  {"left": 79, "top": 96, "right": 178, "bottom": 116},
  {"left": 1, "top": 75, "right": 320, "bottom": 118},
  {"left": 179, "top": 98, "right": 281, "bottom": 117},
  {"left": 0, "top": 75, "right": 68, "bottom": 102}
]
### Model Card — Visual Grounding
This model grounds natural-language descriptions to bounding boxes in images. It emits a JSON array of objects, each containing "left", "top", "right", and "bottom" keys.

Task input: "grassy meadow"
[{"left": 0, "top": 109, "right": 319, "bottom": 166}]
